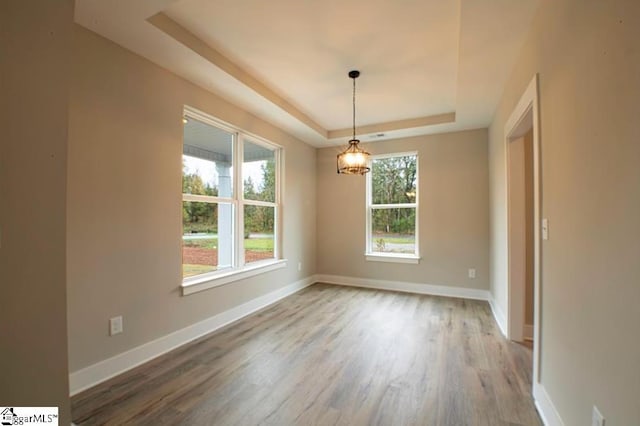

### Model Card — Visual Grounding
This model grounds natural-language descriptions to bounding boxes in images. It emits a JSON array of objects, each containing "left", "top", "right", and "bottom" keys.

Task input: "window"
[
  {"left": 181, "top": 108, "right": 283, "bottom": 294},
  {"left": 366, "top": 152, "right": 419, "bottom": 263}
]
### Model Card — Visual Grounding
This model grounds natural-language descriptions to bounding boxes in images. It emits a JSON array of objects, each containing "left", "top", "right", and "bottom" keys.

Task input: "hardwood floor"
[{"left": 71, "top": 284, "right": 542, "bottom": 425}]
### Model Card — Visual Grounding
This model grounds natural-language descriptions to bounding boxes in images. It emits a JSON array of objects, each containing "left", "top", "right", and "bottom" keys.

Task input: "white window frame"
[
  {"left": 181, "top": 106, "right": 285, "bottom": 295},
  {"left": 365, "top": 151, "right": 420, "bottom": 264}
]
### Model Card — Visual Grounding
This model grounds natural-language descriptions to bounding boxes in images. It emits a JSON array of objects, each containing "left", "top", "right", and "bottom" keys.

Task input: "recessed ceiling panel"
[{"left": 164, "top": 0, "right": 461, "bottom": 130}]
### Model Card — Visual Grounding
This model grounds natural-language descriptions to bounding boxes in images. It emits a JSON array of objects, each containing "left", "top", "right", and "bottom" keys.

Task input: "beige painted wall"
[
  {"left": 0, "top": 1, "right": 72, "bottom": 423},
  {"left": 489, "top": 0, "right": 640, "bottom": 423},
  {"left": 317, "top": 129, "right": 489, "bottom": 289},
  {"left": 67, "top": 26, "right": 316, "bottom": 372}
]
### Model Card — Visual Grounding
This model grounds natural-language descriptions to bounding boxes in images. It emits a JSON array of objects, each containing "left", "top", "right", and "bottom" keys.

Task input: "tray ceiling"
[{"left": 75, "top": 0, "right": 539, "bottom": 147}]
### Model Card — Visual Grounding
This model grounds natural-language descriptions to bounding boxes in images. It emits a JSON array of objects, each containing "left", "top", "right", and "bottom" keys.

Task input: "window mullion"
[
  {"left": 371, "top": 203, "right": 417, "bottom": 209},
  {"left": 235, "top": 133, "right": 245, "bottom": 268},
  {"left": 183, "top": 193, "right": 234, "bottom": 204},
  {"left": 243, "top": 199, "right": 278, "bottom": 208}
]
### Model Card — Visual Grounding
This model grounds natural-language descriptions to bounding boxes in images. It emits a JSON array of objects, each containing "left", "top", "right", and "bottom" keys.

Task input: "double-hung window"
[
  {"left": 181, "top": 107, "right": 283, "bottom": 294},
  {"left": 366, "top": 152, "right": 419, "bottom": 263}
]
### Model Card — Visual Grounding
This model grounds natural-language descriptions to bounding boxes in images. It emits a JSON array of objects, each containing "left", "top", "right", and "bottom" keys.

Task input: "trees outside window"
[
  {"left": 182, "top": 112, "right": 281, "bottom": 279},
  {"left": 242, "top": 139, "right": 277, "bottom": 264},
  {"left": 366, "top": 153, "right": 418, "bottom": 259}
]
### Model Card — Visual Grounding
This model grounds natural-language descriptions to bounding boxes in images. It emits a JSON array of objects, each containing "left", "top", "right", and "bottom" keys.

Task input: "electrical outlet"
[
  {"left": 468, "top": 268, "right": 476, "bottom": 279},
  {"left": 298, "top": 262, "right": 302, "bottom": 272},
  {"left": 109, "top": 316, "right": 123, "bottom": 336},
  {"left": 592, "top": 406, "right": 605, "bottom": 426}
]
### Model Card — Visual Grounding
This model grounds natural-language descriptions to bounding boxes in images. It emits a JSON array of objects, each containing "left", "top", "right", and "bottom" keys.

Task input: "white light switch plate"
[{"left": 542, "top": 218, "right": 549, "bottom": 240}]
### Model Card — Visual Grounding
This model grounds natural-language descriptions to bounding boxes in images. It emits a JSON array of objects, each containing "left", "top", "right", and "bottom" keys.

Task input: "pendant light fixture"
[{"left": 337, "top": 70, "right": 370, "bottom": 175}]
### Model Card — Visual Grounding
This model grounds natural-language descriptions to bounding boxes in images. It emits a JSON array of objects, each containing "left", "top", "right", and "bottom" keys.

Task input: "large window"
[
  {"left": 182, "top": 108, "right": 282, "bottom": 291},
  {"left": 366, "top": 152, "right": 419, "bottom": 263}
]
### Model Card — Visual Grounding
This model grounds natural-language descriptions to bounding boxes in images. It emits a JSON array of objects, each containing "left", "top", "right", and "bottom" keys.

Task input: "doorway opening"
[
  {"left": 505, "top": 75, "right": 542, "bottom": 395},
  {"left": 508, "top": 122, "right": 534, "bottom": 344}
]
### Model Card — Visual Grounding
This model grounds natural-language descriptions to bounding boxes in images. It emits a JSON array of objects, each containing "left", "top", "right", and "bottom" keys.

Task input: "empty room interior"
[{"left": 2, "top": 0, "right": 639, "bottom": 425}]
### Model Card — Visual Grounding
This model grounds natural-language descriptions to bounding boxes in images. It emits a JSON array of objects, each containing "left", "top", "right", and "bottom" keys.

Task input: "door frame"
[{"left": 504, "top": 74, "right": 542, "bottom": 387}]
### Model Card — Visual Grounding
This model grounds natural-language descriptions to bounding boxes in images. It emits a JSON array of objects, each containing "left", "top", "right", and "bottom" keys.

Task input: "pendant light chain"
[{"left": 352, "top": 76, "right": 356, "bottom": 141}]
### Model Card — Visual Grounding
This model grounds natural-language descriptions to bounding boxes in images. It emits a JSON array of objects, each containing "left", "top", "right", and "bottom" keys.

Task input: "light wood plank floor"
[{"left": 72, "top": 284, "right": 542, "bottom": 425}]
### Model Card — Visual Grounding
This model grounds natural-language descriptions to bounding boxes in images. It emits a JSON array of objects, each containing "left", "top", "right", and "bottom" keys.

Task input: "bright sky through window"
[{"left": 183, "top": 156, "right": 265, "bottom": 190}]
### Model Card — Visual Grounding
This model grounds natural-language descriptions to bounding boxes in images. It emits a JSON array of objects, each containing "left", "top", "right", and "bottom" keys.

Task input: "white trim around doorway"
[{"left": 504, "top": 74, "right": 542, "bottom": 389}]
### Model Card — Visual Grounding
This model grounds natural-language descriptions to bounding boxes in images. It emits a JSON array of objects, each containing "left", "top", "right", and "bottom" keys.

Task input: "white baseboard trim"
[
  {"left": 489, "top": 296, "right": 508, "bottom": 337},
  {"left": 69, "top": 275, "right": 316, "bottom": 396},
  {"left": 534, "top": 383, "right": 564, "bottom": 426},
  {"left": 316, "top": 274, "right": 490, "bottom": 301},
  {"left": 524, "top": 324, "right": 534, "bottom": 341}
]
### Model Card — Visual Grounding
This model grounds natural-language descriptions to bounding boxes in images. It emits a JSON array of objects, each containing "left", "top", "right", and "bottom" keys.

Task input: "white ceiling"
[{"left": 75, "top": 0, "right": 539, "bottom": 147}]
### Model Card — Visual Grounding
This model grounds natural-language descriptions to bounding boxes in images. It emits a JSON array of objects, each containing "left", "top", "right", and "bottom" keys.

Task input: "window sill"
[
  {"left": 365, "top": 253, "right": 421, "bottom": 264},
  {"left": 181, "top": 259, "right": 287, "bottom": 296}
]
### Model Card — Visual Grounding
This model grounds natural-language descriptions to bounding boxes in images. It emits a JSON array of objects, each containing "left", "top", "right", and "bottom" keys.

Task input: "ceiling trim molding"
[
  {"left": 327, "top": 112, "right": 456, "bottom": 140},
  {"left": 147, "top": 12, "right": 329, "bottom": 139}
]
